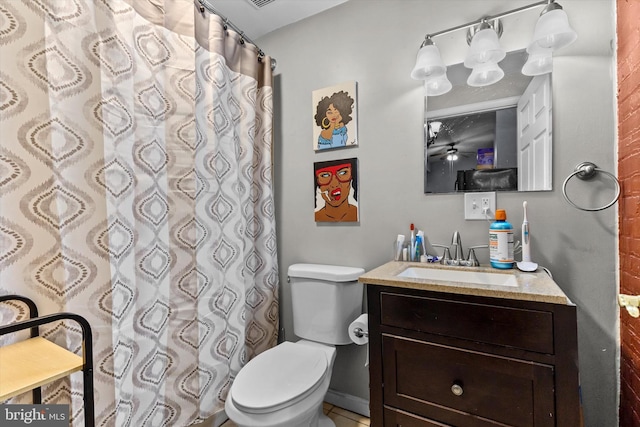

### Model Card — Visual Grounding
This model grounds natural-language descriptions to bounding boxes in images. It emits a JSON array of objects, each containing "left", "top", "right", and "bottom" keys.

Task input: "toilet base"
[
  {"left": 319, "top": 411, "right": 336, "bottom": 427},
  {"left": 295, "top": 407, "right": 336, "bottom": 427},
  {"left": 225, "top": 373, "right": 333, "bottom": 427},
  {"left": 226, "top": 401, "right": 334, "bottom": 427}
]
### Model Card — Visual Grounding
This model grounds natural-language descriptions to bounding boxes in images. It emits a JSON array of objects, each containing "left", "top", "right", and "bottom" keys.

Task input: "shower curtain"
[{"left": 0, "top": 0, "right": 278, "bottom": 425}]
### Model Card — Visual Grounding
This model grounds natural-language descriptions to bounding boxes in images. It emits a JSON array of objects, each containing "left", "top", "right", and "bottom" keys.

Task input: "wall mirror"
[{"left": 424, "top": 50, "right": 552, "bottom": 194}]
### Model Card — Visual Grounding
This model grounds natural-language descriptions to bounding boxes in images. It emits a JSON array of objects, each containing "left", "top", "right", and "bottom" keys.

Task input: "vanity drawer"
[
  {"left": 380, "top": 292, "right": 554, "bottom": 354},
  {"left": 383, "top": 335, "right": 555, "bottom": 427}
]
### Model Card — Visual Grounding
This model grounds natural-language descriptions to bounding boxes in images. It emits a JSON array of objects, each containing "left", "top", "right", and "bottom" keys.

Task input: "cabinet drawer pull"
[{"left": 451, "top": 382, "right": 464, "bottom": 396}]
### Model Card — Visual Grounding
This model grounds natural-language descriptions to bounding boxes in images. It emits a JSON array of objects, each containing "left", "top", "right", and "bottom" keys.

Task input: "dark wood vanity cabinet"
[{"left": 366, "top": 285, "right": 581, "bottom": 427}]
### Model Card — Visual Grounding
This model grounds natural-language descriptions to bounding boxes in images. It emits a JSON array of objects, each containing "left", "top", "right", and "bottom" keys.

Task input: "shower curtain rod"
[{"left": 196, "top": 0, "right": 277, "bottom": 70}]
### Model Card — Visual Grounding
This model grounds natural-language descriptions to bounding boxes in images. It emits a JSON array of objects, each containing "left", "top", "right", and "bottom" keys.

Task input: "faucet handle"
[
  {"left": 432, "top": 244, "right": 452, "bottom": 264},
  {"left": 466, "top": 245, "right": 488, "bottom": 266}
]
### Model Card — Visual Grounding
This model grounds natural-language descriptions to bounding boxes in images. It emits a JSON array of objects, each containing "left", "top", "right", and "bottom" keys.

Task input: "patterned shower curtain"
[{"left": 0, "top": 0, "right": 279, "bottom": 425}]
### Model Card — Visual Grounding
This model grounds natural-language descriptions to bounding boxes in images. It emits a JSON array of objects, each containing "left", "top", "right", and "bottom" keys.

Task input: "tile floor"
[{"left": 220, "top": 402, "right": 370, "bottom": 427}]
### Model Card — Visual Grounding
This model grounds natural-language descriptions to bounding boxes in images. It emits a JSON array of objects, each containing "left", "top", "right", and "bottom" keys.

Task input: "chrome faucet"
[
  {"left": 434, "top": 231, "right": 487, "bottom": 267},
  {"left": 451, "top": 231, "right": 464, "bottom": 263}
]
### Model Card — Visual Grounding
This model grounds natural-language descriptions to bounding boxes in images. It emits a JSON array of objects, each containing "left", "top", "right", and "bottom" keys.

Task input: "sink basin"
[{"left": 397, "top": 267, "right": 518, "bottom": 287}]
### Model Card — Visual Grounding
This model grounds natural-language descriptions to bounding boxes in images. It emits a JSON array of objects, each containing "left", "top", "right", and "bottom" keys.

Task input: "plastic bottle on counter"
[{"left": 489, "top": 209, "right": 514, "bottom": 269}]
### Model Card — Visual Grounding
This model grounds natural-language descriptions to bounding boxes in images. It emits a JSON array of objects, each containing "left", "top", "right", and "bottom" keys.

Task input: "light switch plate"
[{"left": 464, "top": 192, "right": 496, "bottom": 220}]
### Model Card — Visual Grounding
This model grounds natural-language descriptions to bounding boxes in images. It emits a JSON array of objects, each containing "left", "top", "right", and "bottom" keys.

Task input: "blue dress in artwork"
[{"left": 318, "top": 126, "right": 348, "bottom": 149}]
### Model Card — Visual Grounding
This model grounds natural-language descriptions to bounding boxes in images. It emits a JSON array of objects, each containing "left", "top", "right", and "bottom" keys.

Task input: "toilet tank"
[{"left": 288, "top": 263, "right": 364, "bottom": 345}]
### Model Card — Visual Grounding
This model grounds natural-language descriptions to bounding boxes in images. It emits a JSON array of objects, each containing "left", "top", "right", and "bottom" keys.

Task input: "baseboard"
[{"left": 324, "top": 389, "right": 370, "bottom": 418}]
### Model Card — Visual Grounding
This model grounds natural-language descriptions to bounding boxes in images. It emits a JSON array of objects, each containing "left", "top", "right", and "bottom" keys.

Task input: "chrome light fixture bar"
[{"left": 412, "top": 0, "right": 577, "bottom": 94}]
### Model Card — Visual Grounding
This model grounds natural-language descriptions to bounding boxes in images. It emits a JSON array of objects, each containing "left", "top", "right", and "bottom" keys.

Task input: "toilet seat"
[{"left": 230, "top": 342, "right": 328, "bottom": 414}]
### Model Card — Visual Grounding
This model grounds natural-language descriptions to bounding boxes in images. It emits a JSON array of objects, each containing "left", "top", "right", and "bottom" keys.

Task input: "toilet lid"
[{"left": 230, "top": 341, "right": 328, "bottom": 413}]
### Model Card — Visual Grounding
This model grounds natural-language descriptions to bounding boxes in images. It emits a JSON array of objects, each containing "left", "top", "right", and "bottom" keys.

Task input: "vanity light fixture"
[
  {"left": 412, "top": 36, "right": 453, "bottom": 96},
  {"left": 464, "top": 20, "right": 505, "bottom": 68},
  {"left": 522, "top": 44, "right": 553, "bottom": 76},
  {"left": 529, "top": 1, "right": 577, "bottom": 51},
  {"left": 411, "top": 0, "right": 577, "bottom": 91},
  {"left": 424, "top": 74, "right": 452, "bottom": 96},
  {"left": 464, "top": 19, "right": 506, "bottom": 87},
  {"left": 410, "top": 36, "right": 447, "bottom": 80},
  {"left": 467, "top": 58, "right": 505, "bottom": 87}
]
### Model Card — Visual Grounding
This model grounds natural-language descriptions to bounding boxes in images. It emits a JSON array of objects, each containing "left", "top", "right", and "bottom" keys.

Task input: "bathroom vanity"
[{"left": 360, "top": 262, "right": 581, "bottom": 427}]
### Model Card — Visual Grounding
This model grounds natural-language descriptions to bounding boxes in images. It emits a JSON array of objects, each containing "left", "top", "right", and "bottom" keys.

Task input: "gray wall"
[{"left": 259, "top": 1, "right": 618, "bottom": 426}]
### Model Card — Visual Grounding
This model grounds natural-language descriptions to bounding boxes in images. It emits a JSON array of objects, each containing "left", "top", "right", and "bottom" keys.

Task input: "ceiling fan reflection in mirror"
[{"left": 432, "top": 143, "right": 474, "bottom": 161}]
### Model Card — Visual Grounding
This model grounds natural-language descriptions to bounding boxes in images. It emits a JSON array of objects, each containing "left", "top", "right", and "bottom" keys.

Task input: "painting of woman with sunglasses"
[{"left": 314, "top": 158, "right": 359, "bottom": 222}]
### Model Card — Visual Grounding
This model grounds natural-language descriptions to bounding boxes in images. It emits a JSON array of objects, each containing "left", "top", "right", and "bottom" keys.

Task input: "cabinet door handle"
[{"left": 451, "top": 382, "right": 464, "bottom": 396}]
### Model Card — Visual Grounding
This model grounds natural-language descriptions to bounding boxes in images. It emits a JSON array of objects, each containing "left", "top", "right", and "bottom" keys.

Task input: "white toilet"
[{"left": 225, "top": 263, "right": 364, "bottom": 427}]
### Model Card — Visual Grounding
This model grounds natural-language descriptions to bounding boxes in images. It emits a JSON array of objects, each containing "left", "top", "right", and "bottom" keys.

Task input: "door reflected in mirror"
[{"left": 424, "top": 50, "right": 552, "bottom": 194}]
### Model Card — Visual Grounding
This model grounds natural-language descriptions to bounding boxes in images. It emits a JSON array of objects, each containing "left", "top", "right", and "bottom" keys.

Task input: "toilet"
[{"left": 225, "top": 263, "right": 365, "bottom": 427}]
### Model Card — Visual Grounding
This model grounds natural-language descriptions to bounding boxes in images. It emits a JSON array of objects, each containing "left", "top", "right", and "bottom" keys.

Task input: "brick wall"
[{"left": 618, "top": 0, "right": 640, "bottom": 425}]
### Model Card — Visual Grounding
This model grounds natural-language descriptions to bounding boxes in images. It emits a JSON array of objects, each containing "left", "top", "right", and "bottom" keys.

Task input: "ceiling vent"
[{"left": 245, "top": 0, "right": 276, "bottom": 8}]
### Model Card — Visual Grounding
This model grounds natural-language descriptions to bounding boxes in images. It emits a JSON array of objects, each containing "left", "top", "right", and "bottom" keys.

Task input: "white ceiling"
[{"left": 207, "top": 0, "right": 349, "bottom": 40}]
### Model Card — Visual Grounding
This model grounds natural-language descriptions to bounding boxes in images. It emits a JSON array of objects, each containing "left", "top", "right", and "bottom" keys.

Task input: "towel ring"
[{"left": 562, "top": 162, "right": 620, "bottom": 212}]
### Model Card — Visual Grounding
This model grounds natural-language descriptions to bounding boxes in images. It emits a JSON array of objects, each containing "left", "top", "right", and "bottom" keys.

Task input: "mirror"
[{"left": 424, "top": 50, "right": 552, "bottom": 194}]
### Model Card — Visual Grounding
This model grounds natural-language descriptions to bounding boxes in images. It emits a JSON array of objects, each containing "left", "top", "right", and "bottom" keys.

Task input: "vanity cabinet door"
[
  {"left": 382, "top": 335, "right": 555, "bottom": 427},
  {"left": 384, "top": 407, "right": 451, "bottom": 426}
]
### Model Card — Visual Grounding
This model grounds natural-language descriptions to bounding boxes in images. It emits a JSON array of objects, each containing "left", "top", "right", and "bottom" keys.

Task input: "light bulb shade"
[
  {"left": 467, "top": 62, "right": 504, "bottom": 87},
  {"left": 430, "top": 121, "right": 442, "bottom": 134},
  {"left": 464, "top": 28, "right": 506, "bottom": 68},
  {"left": 531, "top": 9, "right": 577, "bottom": 51},
  {"left": 424, "top": 75, "right": 452, "bottom": 96},
  {"left": 522, "top": 49, "right": 553, "bottom": 76},
  {"left": 446, "top": 153, "right": 458, "bottom": 161},
  {"left": 411, "top": 44, "right": 447, "bottom": 80},
  {"left": 467, "top": 61, "right": 504, "bottom": 87}
]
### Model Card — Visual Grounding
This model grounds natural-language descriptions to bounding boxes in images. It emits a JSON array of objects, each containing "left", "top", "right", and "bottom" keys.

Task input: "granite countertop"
[{"left": 358, "top": 261, "right": 572, "bottom": 305}]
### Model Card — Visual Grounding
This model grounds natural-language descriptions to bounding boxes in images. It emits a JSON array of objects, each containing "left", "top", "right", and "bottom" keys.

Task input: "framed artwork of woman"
[
  {"left": 312, "top": 81, "right": 358, "bottom": 151},
  {"left": 314, "top": 158, "right": 359, "bottom": 222}
]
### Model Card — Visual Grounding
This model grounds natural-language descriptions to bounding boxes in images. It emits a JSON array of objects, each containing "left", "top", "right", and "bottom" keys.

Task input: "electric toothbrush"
[
  {"left": 516, "top": 201, "right": 538, "bottom": 272},
  {"left": 522, "top": 201, "right": 530, "bottom": 262}
]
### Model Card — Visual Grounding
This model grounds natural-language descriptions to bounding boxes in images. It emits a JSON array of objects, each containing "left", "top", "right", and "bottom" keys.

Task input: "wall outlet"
[{"left": 464, "top": 192, "right": 496, "bottom": 220}]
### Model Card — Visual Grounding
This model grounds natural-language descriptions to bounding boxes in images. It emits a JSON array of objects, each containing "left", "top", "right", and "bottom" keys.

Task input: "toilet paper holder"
[{"left": 352, "top": 327, "right": 368, "bottom": 338}]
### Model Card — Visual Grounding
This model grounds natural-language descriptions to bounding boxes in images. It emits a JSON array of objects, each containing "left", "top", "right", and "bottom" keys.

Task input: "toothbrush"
[
  {"left": 417, "top": 230, "right": 426, "bottom": 256},
  {"left": 414, "top": 235, "right": 422, "bottom": 260},
  {"left": 522, "top": 201, "right": 531, "bottom": 262}
]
